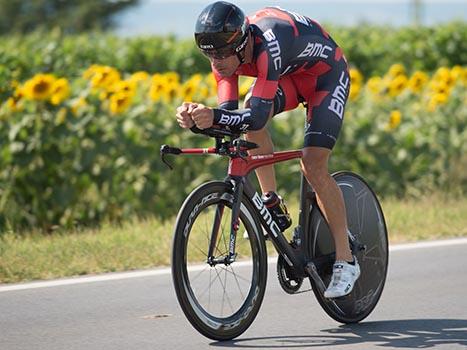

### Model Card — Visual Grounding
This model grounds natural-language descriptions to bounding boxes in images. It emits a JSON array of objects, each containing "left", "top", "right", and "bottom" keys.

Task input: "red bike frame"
[
  {"left": 174, "top": 146, "right": 312, "bottom": 274},
  {"left": 178, "top": 147, "right": 303, "bottom": 176}
]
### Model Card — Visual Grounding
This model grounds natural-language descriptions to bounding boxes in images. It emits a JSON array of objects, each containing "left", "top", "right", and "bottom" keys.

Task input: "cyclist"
[{"left": 175, "top": 1, "right": 359, "bottom": 298}]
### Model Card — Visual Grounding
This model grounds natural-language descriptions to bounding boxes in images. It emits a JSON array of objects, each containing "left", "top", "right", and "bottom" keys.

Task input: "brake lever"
[
  {"left": 160, "top": 144, "right": 181, "bottom": 170},
  {"left": 161, "top": 153, "right": 173, "bottom": 170}
]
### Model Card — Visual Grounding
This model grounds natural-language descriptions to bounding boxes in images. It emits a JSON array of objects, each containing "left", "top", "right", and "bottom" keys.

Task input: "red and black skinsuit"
[{"left": 211, "top": 6, "right": 350, "bottom": 149}]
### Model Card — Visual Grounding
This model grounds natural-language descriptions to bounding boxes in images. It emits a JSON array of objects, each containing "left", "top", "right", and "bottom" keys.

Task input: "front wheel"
[
  {"left": 309, "top": 172, "right": 389, "bottom": 323},
  {"left": 172, "top": 181, "right": 268, "bottom": 340}
]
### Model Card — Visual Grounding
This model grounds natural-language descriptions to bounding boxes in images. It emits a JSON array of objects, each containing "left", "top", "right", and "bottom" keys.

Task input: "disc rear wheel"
[{"left": 309, "top": 172, "right": 388, "bottom": 323}]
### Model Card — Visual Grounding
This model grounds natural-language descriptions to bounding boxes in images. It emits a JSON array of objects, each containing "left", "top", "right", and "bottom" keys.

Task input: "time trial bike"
[{"left": 161, "top": 126, "right": 388, "bottom": 341}]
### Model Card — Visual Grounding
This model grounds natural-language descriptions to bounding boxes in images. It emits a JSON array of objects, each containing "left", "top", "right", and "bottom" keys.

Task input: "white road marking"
[{"left": 1, "top": 237, "right": 466, "bottom": 293}]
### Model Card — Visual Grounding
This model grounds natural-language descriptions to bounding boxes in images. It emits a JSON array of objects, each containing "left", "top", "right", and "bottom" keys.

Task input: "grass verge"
[{"left": 1, "top": 193, "right": 466, "bottom": 283}]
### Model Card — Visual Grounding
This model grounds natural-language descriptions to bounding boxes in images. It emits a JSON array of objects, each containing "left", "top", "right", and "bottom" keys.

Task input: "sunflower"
[
  {"left": 204, "top": 73, "right": 218, "bottom": 97},
  {"left": 387, "top": 64, "right": 406, "bottom": 78},
  {"left": 199, "top": 86, "right": 211, "bottom": 100},
  {"left": 408, "top": 71, "right": 428, "bottom": 93},
  {"left": 82, "top": 64, "right": 102, "bottom": 80},
  {"left": 149, "top": 76, "right": 167, "bottom": 102},
  {"left": 165, "top": 83, "right": 180, "bottom": 102},
  {"left": 111, "top": 80, "right": 137, "bottom": 97},
  {"left": 388, "top": 75, "right": 408, "bottom": 97},
  {"left": 428, "top": 92, "right": 449, "bottom": 112},
  {"left": 349, "top": 68, "right": 363, "bottom": 85},
  {"left": 23, "top": 74, "right": 56, "bottom": 100},
  {"left": 431, "top": 93, "right": 449, "bottom": 105},
  {"left": 130, "top": 71, "right": 150, "bottom": 83},
  {"left": 6, "top": 97, "right": 20, "bottom": 111},
  {"left": 181, "top": 80, "right": 196, "bottom": 102},
  {"left": 433, "top": 67, "right": 454, "bottom": 86},
  {"left": 6, "top": 86, "right": 25, "bottom": 111},
  {"left": 460, "top": 67, "right": 467, "bottom": 85},
  {"left": 163, "top": 72, "right": 180, "bottom": 85},
  {"left": 388, "top": 110, "right": 402, "bottom": 130},
  {"left": 450, "top": 66, "right": 464, "bottom": 83},
  {"left": 91, "top": 66, "right": 121, "bottom": 90},
  {"left": 366, "top": 76, "right": 383, "bottom": 95},
  {"left": 188, "top": 73, "right": 203, "bottom": 85},
  {"left": 109, "top": 92, "right": 132, "bottom": 114},
  {"left": 430, "top": 80, "right": 451, "bottom": 96},
  {"left": 50, "top": 78, "right": 70, "bottom": 105}
]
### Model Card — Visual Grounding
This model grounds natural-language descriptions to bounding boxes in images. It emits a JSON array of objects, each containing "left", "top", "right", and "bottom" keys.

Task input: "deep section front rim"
[{"left": 172, "top": 181, "right": 268, "bottom": 340}]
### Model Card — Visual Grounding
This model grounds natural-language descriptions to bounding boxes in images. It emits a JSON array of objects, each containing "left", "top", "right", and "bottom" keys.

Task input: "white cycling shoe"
[{"left": 324, "top": 257, "right": 361, "bottom": 299}]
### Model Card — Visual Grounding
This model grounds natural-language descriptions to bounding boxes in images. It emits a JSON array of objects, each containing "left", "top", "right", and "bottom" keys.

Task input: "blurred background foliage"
[
  {"left": 0, "top": 58, "right": 465, "bottom": 231},
  {"left": 1, "top": 20, "right": 466, "bottom": 94},
  {"left": 0, "top": 0, "right": 465, "bottom": 232}
]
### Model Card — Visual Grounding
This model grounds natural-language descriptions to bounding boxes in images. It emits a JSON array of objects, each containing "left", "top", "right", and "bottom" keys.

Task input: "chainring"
[{"left": 276, "top": 254, "right": 304, "bottom": 294}]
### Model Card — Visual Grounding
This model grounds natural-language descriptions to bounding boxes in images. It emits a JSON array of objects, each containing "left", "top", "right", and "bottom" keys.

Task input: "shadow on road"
[{"left": 211, "top": 319, "right": 467, "bottom": 348}]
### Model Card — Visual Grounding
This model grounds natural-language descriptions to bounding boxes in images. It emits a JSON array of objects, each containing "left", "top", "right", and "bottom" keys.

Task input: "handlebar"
[{"left": 160, "top": 126, "right": 257, "bottom": 170}]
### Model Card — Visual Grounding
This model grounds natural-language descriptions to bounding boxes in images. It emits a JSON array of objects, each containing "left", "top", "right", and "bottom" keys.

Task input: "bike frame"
[
  {"left": 166, "top": 129, "right": 384, "bottom": 332},
  {"left": 174, "top": 146, "right": 319, "bottom": 280}
]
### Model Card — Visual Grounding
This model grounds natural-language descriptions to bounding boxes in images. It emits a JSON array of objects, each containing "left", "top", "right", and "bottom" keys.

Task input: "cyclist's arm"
[
  {"left": 212, "top": 51, "right": 279, "bottom": 131},
  {"left": 214, "top": 66, "right": 239, "bottom": 110}
]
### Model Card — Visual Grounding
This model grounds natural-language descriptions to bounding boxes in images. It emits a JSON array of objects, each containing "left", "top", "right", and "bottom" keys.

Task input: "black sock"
[{"left": 347, "top": 257, "right": 355, "bottom": 265}]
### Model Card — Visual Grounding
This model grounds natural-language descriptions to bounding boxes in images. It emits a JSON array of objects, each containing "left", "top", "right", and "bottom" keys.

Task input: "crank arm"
[{"left": 305, "top": 261, "right": 327, "bottom": 295}]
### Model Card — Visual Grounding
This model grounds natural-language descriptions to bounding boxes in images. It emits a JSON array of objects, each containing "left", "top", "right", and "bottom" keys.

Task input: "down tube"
[{"left": 242, "top": 178, "right": 306, "bottom": 274}]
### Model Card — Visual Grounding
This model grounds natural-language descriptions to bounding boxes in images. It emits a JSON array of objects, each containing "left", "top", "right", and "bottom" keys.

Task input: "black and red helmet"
[{"left": 194, "top": 1, "right": 249, "bottom": 59}]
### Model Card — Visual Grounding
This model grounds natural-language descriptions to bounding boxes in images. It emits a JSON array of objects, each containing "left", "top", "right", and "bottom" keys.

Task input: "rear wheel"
[
  {"left": 172, "top": 181, "right": 268, "bottom": 340},
  {"left": 309, "top": 172, "right": 388, "bottom": 323}
]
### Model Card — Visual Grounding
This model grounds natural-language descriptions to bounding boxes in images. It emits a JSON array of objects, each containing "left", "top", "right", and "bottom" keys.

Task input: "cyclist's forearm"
[
  {"left": 213, "top": 97, "right": 272, "bottom": 131},
  {"left": 219, "top": 100, "right": 238, "bottom": 110}
]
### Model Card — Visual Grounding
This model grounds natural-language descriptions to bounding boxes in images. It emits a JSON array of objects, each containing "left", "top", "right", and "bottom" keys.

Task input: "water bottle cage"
[{"left": 271, "top": 206, "right": 292, "bottom": 231}]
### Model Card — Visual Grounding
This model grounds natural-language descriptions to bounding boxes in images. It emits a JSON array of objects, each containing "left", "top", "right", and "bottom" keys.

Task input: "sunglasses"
[
  {"left": 201, "top": 48, "right": 236, "bottom": 60},
  {"left": 199, "top": 33, "right": 249, "bottom": 60}
]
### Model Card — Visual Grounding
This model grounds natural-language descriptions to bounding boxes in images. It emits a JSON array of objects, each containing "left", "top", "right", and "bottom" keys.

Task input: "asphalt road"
[{"left": 1, "top": 239, "right": 467, "bottom": 350}]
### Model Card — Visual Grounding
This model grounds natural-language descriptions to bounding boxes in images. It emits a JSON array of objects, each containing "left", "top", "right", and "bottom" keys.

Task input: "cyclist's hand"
[
  {"left": 176, "top": 102, "right": 197, "bottom": 128},
  {"left": 192, "top": 104, "right": 214, "bottom": 130}
]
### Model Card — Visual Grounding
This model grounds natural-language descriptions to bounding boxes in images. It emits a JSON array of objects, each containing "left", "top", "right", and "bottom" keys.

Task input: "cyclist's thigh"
[
  {"left": 299, "top": 63, "right": 350, "bottom": 150},
  {"left": 245, "top": 76, "right": 300, "bottom": 116}
]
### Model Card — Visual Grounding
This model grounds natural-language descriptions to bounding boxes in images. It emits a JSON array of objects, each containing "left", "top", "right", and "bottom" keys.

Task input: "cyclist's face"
[{"left": 210, "top": 55, "right": 239, "bottom": 77}]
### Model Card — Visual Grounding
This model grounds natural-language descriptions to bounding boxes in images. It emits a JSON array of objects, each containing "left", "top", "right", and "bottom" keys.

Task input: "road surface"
[{"left": 1, "top": 238, "right": 466, "bottom": 349}]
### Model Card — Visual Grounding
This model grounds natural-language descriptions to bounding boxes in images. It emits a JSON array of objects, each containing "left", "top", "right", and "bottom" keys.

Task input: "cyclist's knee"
[
  {"left": 245, "top": 128, "right": 267, "bottom": 140},
  {"left": 301, "top": 147, "right": 331, "bottom": 188}
]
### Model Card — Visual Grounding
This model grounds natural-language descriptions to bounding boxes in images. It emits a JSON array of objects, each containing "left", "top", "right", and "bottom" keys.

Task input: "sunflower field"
[{"left": 0, "top": 59, "right": 465, "bottom": 231}]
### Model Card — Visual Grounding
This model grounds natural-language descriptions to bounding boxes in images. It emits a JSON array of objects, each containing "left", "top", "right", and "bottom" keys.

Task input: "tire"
[
  {"left": 308, "top": 171, "right": 389, "bottom": 323},
  {"left": 172, "top": 181, "right": 268, "bottom": 340}
]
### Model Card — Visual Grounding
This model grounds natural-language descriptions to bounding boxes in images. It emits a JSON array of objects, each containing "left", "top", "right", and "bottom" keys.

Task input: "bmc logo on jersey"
[
  {"left": 219, "top": 112, "right": 251, "bottom": 126},
  {"left": 328, "top": 71, "right": 349, "bottom": 120},
  {"left": 263, "top": 29, "right": 281, "bottom": 71},
  {"left": 298, "top": 42, "right": 333, "bottom": 59}
]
